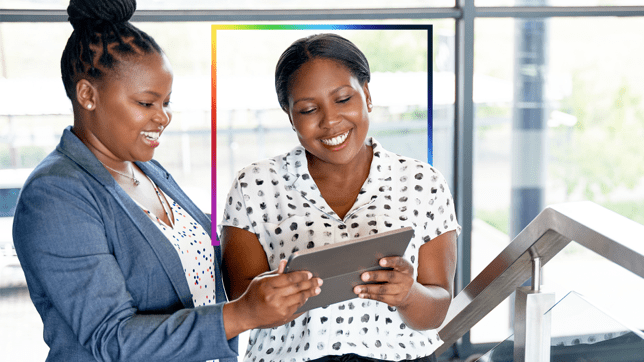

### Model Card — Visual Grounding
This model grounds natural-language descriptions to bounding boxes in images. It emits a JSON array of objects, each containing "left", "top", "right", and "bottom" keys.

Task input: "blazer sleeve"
[{"left": 13, "top": 173, "right": 238, "bottom": 362}]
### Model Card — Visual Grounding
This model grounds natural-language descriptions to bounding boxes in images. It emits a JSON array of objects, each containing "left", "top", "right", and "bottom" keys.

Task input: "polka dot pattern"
[
  {"left": 220, "top": 138, "right": 460, "bottom": 362},
  {"left": 136, "top": 178, "right": 216, "bottom": 308}
]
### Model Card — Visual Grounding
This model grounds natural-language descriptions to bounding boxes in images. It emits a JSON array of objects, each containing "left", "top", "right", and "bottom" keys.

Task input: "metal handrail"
[{"left": 436, "top": 201, "right": 644, "bottom": 356}]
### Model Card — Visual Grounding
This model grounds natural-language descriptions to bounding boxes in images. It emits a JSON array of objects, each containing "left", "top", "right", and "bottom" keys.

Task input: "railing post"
[{"left": 514, "top": 256, "right": 555, "bottom": 362}]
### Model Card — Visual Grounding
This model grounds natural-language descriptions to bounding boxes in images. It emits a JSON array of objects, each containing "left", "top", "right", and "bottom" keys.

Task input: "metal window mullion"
[
  {"left": 453, "top": 0, "right": 475, "bottom": 358},
  {"left": 0, "top": 8, "right": 460, "bottom": 22},
  {"left": 476, "top": 5, "right": 644, "bottom": 18},
  {"left": 4, "top": 6, "right": 644, "bottom": 22}
]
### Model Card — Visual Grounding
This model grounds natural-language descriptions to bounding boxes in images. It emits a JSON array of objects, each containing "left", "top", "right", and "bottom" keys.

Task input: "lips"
[
  {"left": 141, "top": 131, "right": 162, "bottom": 148},
  {"left": 320, "top": 130, "right": 350, "bottom": 146}
]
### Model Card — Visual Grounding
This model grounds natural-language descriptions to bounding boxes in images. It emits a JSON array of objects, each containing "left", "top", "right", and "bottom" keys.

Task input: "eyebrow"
[
  {"left": 137, "top": 90, "right": 172, "bottom": 98},
  {"left": 292, "top": 85, "right": 352, "bottom": 106}
]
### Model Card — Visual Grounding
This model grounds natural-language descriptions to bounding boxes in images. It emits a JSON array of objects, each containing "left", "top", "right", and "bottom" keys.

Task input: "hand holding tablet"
[{"left": 283, "top": 226, "right": 414, "bottom": 314}]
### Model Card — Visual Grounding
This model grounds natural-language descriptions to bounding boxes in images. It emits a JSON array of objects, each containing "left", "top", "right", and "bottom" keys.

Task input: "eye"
[
  {"left": 163, "top": 101, "right": 172, "bottom": 107},
  {"left": 337, "top": 96, "right": 352, "bottom": 103},
  {"left": 299, "top": 107, "right": 316, "bottom": 115},
  {"left": 138, "top": 101, "right": 153, "bottom": 107}
]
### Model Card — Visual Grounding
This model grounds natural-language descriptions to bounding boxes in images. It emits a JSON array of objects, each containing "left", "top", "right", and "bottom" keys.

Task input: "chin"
[{"left": 134, "top": 151, "right": 155, "bottom": 163}]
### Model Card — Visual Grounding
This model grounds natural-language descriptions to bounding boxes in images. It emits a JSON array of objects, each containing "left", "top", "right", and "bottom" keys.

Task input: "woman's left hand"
[{"left": 353, "top": 256, "right": 416, "bottom": 308}]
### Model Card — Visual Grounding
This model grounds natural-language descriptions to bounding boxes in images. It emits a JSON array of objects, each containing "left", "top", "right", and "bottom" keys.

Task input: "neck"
[
  {"left": 306, "top": 143, "right": 373, "bottom": 185},
  {"left": 71, "top": 123, "right": 133, "bottom": 174}
]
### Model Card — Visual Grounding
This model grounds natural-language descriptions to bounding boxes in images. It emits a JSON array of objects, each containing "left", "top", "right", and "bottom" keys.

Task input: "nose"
[
  {"left": 320, "top": 104, "right": 341, "bottom": 129},
  {"left": 154, "top": 105, "right": 172, "bottom": 128}
]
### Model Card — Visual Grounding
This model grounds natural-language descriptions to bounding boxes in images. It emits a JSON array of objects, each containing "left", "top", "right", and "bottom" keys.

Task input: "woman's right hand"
[{"left": 222, "top": 260, "right": 322, "bottom": 339}]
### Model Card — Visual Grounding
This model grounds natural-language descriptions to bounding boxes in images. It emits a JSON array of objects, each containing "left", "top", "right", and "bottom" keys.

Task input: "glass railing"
[
  {"left": 436, "top": 201, "right": 644, "bottom": 360},
  {"left": 476, "top": 291, "right": 644, "bottom": 362}
]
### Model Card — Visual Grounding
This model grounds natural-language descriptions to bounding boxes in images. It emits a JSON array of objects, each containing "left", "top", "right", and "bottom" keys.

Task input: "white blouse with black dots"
[{"left": 220, "top": 138, "right": 461, "bottom": 362}]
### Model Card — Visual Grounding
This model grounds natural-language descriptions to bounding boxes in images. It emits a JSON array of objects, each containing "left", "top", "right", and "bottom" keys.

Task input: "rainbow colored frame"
[{"left": 211, "top": 24, "right": 433, "bottom": 245}]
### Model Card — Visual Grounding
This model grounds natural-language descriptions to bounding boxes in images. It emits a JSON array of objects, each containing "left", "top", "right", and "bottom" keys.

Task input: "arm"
[
  {"left": 221, "top": 226, "right": 322, "bottom": 337},
  {"left": 221, "top": 225, "right": 271, "bottom": 300},
  {"left": 13, "top": 175, "right": 237, "bottom": 362},
  {"left": 353, "top": 230, "right": 457, "bottom": 330}
]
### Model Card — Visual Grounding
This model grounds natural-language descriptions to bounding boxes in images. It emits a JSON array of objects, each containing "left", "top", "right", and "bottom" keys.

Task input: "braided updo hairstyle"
[{"left": 61, "top": 0, "right": 162, "bottom": 100}]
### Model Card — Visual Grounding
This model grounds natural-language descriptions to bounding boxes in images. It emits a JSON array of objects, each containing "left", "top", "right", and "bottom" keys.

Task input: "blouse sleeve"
[
  {"left": 219, "top": 174, "right": 257, "bottom": 237},
  {"left": 13, "top": 173, "right": 238, "bottom": 362},
  {"left": 422, "top": 166, "right": 461, "bottom": 242}
]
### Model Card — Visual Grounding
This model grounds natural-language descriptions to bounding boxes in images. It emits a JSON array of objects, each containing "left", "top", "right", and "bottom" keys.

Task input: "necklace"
[{"left": 101, "top": 161, "right": 140, "bottom": 186}]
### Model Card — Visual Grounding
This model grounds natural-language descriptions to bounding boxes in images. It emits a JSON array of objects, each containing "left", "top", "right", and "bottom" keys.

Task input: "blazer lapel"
[
  {"left": 58, "top": 127, "right": 195, "bottom": 309},
  {"left": 139, "top": 161, "right": 229, "bottom": 304}
]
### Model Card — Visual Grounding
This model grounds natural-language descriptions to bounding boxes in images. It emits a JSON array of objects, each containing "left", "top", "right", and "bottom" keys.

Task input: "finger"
[
  {"left": 362, "top": 269, "right": 399, "bottom": 283},
  {"left": 282, "top": 283, "right": 322, "bottom": 307},
  {"left": 280, "top": 277, "right": 323, "bottom": 297},
  {"left": 353, "top": 289, "right": 395, "bottom": 305},
  {"left": 380, "top": 257, "right": 413, "bottom": 273},
  {"left": 354, "top": 283, "right": 400, "bottom": 297},
  {"left": 267, "top": 271, "right": 314, "bottom": 289},
  {"left": 277, "top": 259, "right": 287, "bottom": 274}
]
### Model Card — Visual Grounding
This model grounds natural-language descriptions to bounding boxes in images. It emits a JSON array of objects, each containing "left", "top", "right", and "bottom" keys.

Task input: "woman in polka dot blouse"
[{"left": 220, "top": 33, "right": 460, "bottom": 362}]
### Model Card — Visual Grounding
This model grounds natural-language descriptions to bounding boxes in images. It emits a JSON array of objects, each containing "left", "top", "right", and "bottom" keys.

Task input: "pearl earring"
[{"left": 87, "top": 104, "right": 92, "bottom": 109}]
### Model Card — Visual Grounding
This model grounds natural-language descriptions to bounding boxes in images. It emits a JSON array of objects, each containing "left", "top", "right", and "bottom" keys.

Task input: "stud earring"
[{"left": 87, "top": 104, "right": 93, "bottom": 110}]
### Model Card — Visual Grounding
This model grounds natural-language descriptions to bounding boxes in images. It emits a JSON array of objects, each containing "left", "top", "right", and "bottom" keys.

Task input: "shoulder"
[
  {"left": 21, "top": 148, "right": 100, "bottom": 199},
  {"left": 233, "top": 146, "right": 303, "bottom": 184},
  {"left": 371, "top": 138, "right": 443, "bottom": 179}
]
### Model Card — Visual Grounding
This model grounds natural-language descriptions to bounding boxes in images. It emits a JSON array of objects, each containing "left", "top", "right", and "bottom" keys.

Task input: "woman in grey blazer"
[{"left": 12, "top": 1, "right": 321, "bottom": 361}]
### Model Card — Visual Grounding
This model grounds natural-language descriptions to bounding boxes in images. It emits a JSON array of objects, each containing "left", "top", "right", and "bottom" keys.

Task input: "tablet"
[{"left": 283, "top": 226, "right": 414, "bottom": 314}]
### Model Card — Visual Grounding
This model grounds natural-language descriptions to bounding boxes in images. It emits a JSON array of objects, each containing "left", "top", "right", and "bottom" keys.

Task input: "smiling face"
[
  {"left": 77, "top": 52, "right": 173, "bottom": 164},
  {"left": 287, "top": 57, "right": 372, "bottom": 167}
]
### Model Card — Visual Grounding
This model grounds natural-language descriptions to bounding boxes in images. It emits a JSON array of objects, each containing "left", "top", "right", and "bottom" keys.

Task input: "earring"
[{"left": 87, "top": 104, "right": 93, "bottom": 110}]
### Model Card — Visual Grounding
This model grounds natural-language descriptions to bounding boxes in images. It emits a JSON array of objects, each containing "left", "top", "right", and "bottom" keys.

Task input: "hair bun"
[{"left": 67, "top": 0, "right": 136, "bottom": 28}]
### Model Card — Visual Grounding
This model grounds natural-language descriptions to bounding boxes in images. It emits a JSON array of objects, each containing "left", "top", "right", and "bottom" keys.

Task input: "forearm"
[
  {"left": 108, "top": 305, "right": 237, "bottom": 361},
  {"left": 395, "top": 281, "right": 452, "bottom": 330}
]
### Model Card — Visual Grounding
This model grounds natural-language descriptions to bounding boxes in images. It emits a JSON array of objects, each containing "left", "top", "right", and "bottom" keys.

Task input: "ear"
[
  {"left": 363, "top": 82, "right": 372, "bottom": 112},
  {"left": 76, "top": 79, "right": 97, "bottom": 111}
]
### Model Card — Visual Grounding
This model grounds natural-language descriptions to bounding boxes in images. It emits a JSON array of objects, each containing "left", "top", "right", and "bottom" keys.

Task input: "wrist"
[
  {"left": 223, "top": 298, "right": 254, "bottom": 340},
  {"left": 397, "top": 281, "right": 420, "bottom": 311}
]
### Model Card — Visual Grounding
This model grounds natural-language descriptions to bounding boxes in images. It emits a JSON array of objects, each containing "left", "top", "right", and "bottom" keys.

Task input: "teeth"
[
  {"left": 321, "top": 131, "right": 350, "bottom": 146},
  {"left": 141, "top": 131, "right": 160, "bottom": 141}
]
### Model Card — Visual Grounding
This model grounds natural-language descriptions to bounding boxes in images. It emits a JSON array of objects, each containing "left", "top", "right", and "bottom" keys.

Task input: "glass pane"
[
  {"left": 476, "top": 292, "right": 644, "bottom": 361},
  {"left": 470, "top": 17, "right": 515, "bottom": 344},
  {"left": 0, "top": 0, "right": 455, "bottom": 10},
  {"left": 544, "top": 241, "right": 644, "bottom": 337},
  {"left": 548, "top": 291, "right": 644, "bottom": 360},
  {"left": 0, "top": 188, "right": 19, "bottom": 217},
  {"left": 471, "top": 15, "right": 644, "bottom": 344},
  {"left": 476, "top": 335, "right": 514, "bottom": 362}
]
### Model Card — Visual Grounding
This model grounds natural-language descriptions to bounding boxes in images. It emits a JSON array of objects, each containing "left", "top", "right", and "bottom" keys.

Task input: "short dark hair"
[
  {"left": 275, "top": 33, "right": 371, "bottom": 112},
  {"left": 61, "top": 0, "right": 163, "bottom": 100}
]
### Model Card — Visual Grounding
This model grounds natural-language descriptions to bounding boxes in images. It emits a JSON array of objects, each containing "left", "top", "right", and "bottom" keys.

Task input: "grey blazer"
[{"left": 13, "top": 127, "right": 238, "bottom": 362}]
